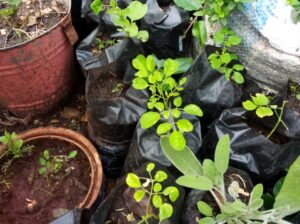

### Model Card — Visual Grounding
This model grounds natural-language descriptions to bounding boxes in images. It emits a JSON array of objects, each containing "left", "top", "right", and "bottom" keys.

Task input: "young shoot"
[
  {"left": 95, "top": 38, "right": 117, "bottom": 51},
  {"left": 161, "top": 134, "right": 300, "bottom": 224},
  {"left": 0, "top": 131, "right": 33, "bottom": 174},
  {"left": 131, "top": 54, "right": 203, "bottom": 151},
  {"left": 39, "top": 149, "right": 77, "bottom": 186},
  {"left": 242, "top": 93, "right": 288, "bottom": 138},
  {"left": 289, "top": 81, "right": 300, "bottom": 101},
  {"left": 90, "top": 0, "right": 149, "bottom": 42},
  {"left": 0, "top": 0, "right": 21, "bottom": 18},
  {"left": 126, "top": 163, "right": 179, "bottom": 224}
]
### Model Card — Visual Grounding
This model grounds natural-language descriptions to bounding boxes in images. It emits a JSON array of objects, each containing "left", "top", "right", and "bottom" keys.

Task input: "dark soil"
[
  {"left": 286, "top": 92, "right": 300, "bottom": 115},
  {"left": 247, "top": 116, "right": 289, "bottom": 145},
  {"left": 0, "top": 138, "right": 91, "bottom": 224},
  {"left": 0, "top": 0, "right": 67, "bottom": 48}
]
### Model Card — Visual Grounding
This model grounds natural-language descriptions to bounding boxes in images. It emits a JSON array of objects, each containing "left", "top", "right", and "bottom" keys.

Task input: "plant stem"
[
  {"left": 183, "top": 16, "right": 198, "bottom": 39},
  {"left": 267, "top": 101, "right": 287, "bottom": 139}
]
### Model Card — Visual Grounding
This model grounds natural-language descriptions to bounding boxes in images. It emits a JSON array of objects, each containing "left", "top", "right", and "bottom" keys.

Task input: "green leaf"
[
  {"left": 152, "top": 195, "right": 163, "bottom": 208},
  {"left": 157, "top": 123, "right": 172, "bottom": 135},
  {"left": 220, "top": 53, "right": 232, "bottom": 64},
  {"left": 249, "top": 184, "right": 263, "bottom": 205},
  {"left": 134, "top": 189, "right": 145, "bottom": 202},
  {"left": 68, "top": 150, "right": 77, "bottom": 159},
  {"left": 125, "top": 23, "right": 139, "bottom": 37},
  {"left": 176, "top": 175, "right": 213, "bottom": 191},
  {"left": 132, "top": 77, "right": 148, "bottom": 90},
  {"left": 159, "top": 203, "right": 173, "bottom": 222},
  {"left": 43, "top": 150, "right": 50, "bottom": 160},
  {"left": 242, "top": 100, "right": 257, "bottom": 111},
  {"left": 172, "top": 109, "right": 181, "bottom": 118},
  {"left": 163, "top": 186, "right": 179, "bottom": 202},
  {"left": 173, "top": 97, "right": 182, "bottom": 107},
  {"left": 162, "top": 110, "right": 170, "bottom": 119},
  {"left": 256, "top": 107, "right": 273, "bottom": 118},
  {"left": 213, "top": 31, "right": 225, "bottom": 45},
  {"left": 169, "top": 131, "right": 186, "bottom": 151},
  {"left": 233, "top": 71, "right": 244, "bottom": 84},
  {"left": 252, "top": 93, "right": 270, "bottom": 106},
  {"left": 274, "top": 156, "right": 300, "bottom": 215},
  {"left": 202, "top": 159, "right": 218, "bottom": 184},
  {"left": 39, "top": 167, "right": 46, "bottom": 175},
  {"left": 126, "top": 173, "right": 141, "bottom": 188},
  {"left": 39, "top": 158, "right": 46, "bottom": 166},
  {"left": 125, "top": 1, "right": 148, "bottom": 21},
  {"left": 226, "top": 35, "right": 241, "bottom": 46},
  {"left": 176, "top": 119, "right": 194, "bottom": 133},
  {"left": 164, "top": 59, "right": 179, "bottom": 76},
  {"left": 155, "top": 102, "right": 164, "bottom": 111},
  {"left": 146, "top": 55, "right": 155, "bottom": 72},
  {"left": 273, "top": 177, "right": 284, "bottom": 197},
  {"left": 173, "top": 0, "right": 202, "bottom": 11},
  {"left": 230, "top": 200, "right": 247, "bottom": 212},
  {"left": 140, "top": 112, "right": 160, "bottom": 129},
  {"left": 154, "top": 170, "right": 168, "bottom": 182},
  {"left": 199, "top": 217, "right": 216, "bottom": 224},
  {"left": 160, "top": 137, "right": 203, "bottom": 176},
  {"left": 132, "top": 55, "right": 147, "bottom": 71},
  {"left": 136, "top": 30, "right": 149, "bottom": 42},
  {"left": 175, "top": 58, "right": 193, "bottom": 74},
  {"left": 249, "top": 199, "right": 264, "bottom": 211},
  {"left": 197, "top": 201, "right": 213, "bottom": 217},
  {"left": 233, "top": 64, "right": 244, "bottom": 71},
  {"left": 146, "top": 163, "right": 155, "bottom": 173},
  {"left": 192, "top": 21, "right": 207, "bottom": 48},
  {"left": 179, "top": 77, "right": 188, "bottom": 86},
  {"left": 90, "top": 0, "right": 103, "bottom": 15},
  {"left": 154, "top": 183, "right": 162, "bottom": 193},
  {"left": 214, "top": 134, "right": 230, "bottom": 174},
  {"left": 183, "top": 104, "right": 203, "bottom": 117}
]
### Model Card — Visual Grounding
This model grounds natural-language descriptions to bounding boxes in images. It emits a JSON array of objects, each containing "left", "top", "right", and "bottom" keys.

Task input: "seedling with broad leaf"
[
  {"left": 39, "top": 149, "right": 77, "bottom": 186},
  {"left": 125, "top": 163, "right": 179, "bottom": 223},
  {"left": 161, "top": 134, "right": 300, "bottom": 224},
  {"left": 90, "top": 0, "right": 149, "bottom": 42},
  {"left": 174, "top": 0, "right": 252, "bottom": 84},
  {"left": 242, "top": 93, "right": 288, "bottom": 138},
  {"left": 131, "top": 54, "right": 203, "bottom": 151},
  {"left": 94, "top": 38, "right": 117, "bottom": 52}
]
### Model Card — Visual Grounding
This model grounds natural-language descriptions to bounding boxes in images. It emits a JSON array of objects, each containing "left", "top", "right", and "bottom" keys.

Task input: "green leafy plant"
[
  {"left": 0, "top": 0, "right": 21, "bottom": 18},
  {"left": 95, "top": 38, "right": 117, "bottom": 51},
  {"left": 90, "top": 0, "right": 149, "bottom": 42},
  {"left": 208, "top": 28, "right": 244, "bottom": 84},
  {"left": 175, "top": 0, "right": 252, "bottom": 84},
  {"left": 289, "top": 81, "right": 300, "bottom": 101},
  {"left": 242, "top": 93, "right": 288, "bottom": 138},
  {"left": 0, "top": 131, "right": 33, "bottom": 174},
  {"left": 287, "top": 0, "right": 300, "bottom": 23},
  {"left": 126, "top": 163, "right": 179, "bottom": 223},
  {"left": 39, "top": 149, "right": 77, "bottom": 185},
  {"left": 112, "top": 83, "right": 125, "bottom": 94},
  {"left": 131, "top": 54, "right": 203, "bottom": 151},
  {"left": 161, "top": 134, "right": 300, "bottom": 224}
]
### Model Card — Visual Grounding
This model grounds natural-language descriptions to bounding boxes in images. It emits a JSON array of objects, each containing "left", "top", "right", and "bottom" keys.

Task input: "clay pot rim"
[{"left": 15, "top": 127, "right": 103, "bottom": 209}]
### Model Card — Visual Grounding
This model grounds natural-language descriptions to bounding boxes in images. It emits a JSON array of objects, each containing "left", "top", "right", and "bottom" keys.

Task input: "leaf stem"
[{"left": 267, "top": 101, "right": 287, "bottom": 139}]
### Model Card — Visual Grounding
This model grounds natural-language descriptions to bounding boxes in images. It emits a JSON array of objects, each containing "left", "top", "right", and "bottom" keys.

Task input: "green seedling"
[
  {"left": 0, "top": 0, "right": 21, "bottom": 18},
  {"left": 39, "top": 149, "right": 77, "bottom": 185},
  {"left": 289, "top": 81, "right": 300, "bottom": 101},
  {"left": 131, "top": 54, "right": 203, "bottom": 151},
  {"left": 161, "top": 134, "right": 300, "bottom": 224},
  {"left": 112, "top": 83, "right": 124, "bottom": 94},
  {"left": 126, "top": 163, "right": 179, "bottom": 224},
  {"left": 95, "top": 38, "right": 117, "bottom": 51},
  {"left": 90, "top": 0, "right": 149, "bottom": 42},
  {"left": 242, "top": 93, "right": 288, "bottom": 138}
]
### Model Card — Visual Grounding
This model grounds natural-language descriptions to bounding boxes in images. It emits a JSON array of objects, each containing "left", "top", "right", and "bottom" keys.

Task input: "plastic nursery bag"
[
  {"left": 122, "top": 113, "right": 202, "bottom": 174},
  {"left": 201, "top": 108, "right": 300, "bottom": 181}
]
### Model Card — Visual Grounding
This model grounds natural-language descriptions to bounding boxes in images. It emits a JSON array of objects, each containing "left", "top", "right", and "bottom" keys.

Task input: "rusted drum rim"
[
  {"left": 0, "top": 0, "right": 73, "bottom": 50},
  {"left": 16, "top": 127, "right": 103, "bottom": 209}
]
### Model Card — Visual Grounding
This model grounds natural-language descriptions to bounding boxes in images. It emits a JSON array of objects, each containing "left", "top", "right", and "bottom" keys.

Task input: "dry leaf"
[
  {"left": 60, "top": 107, "right": 81, "bottom": 119},
  {"left": 27, "top": 16, "right": 38, "bottom": 27},
  {"left": 41, "top": 7, "right": 52, "bottom": 15},
  {"left": 0, "top": 29, "right": 6, "bottom": 35}
]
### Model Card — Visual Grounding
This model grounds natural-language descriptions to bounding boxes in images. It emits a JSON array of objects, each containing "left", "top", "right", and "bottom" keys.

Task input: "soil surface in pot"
[
  {"left": 286, "top": 90, "right": 300, "bottom": 114},
  {"left": 0, "top": 0, "right": 67, "bottom": 48},
  {"left": 0, "top": 138, "right": 91, "bottom": 224},
  {"left": 88, "top": 70, "right": 129, "bottom": 99}
]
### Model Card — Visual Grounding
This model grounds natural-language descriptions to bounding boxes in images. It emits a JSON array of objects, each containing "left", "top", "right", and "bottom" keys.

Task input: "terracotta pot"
[
  {"left": 0, "top": 0, "right": 78, "bottom": 117},
  {"left": 16, "top": 127, "right": 103, "bottom": 208}
]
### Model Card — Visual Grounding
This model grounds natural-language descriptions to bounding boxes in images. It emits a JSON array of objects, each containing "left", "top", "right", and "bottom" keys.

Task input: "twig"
[{"left": 12, "top": 28, "right": 31, "bottom": 40}]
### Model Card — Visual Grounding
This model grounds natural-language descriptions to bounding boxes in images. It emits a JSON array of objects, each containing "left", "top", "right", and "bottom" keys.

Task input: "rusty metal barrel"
[{"left": 0, "top": 0, "right": 78, "bottom": 117}]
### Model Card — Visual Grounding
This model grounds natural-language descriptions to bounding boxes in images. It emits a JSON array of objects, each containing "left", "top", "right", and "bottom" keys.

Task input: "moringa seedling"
[
  {"left": 90, "top": 0, "right": 149, "bottom": 42},
  {"left": 126, "top": 163, "right": 179, "bottom": 223},
  {"left": 131, "top": 54, "right": 203, "bottom": 151},
  {"left": 242, "top": 93, "right": 288, "bottom": 138},
  {"left": 39, "top": 149, "right": 77, "bottom": 185}
]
